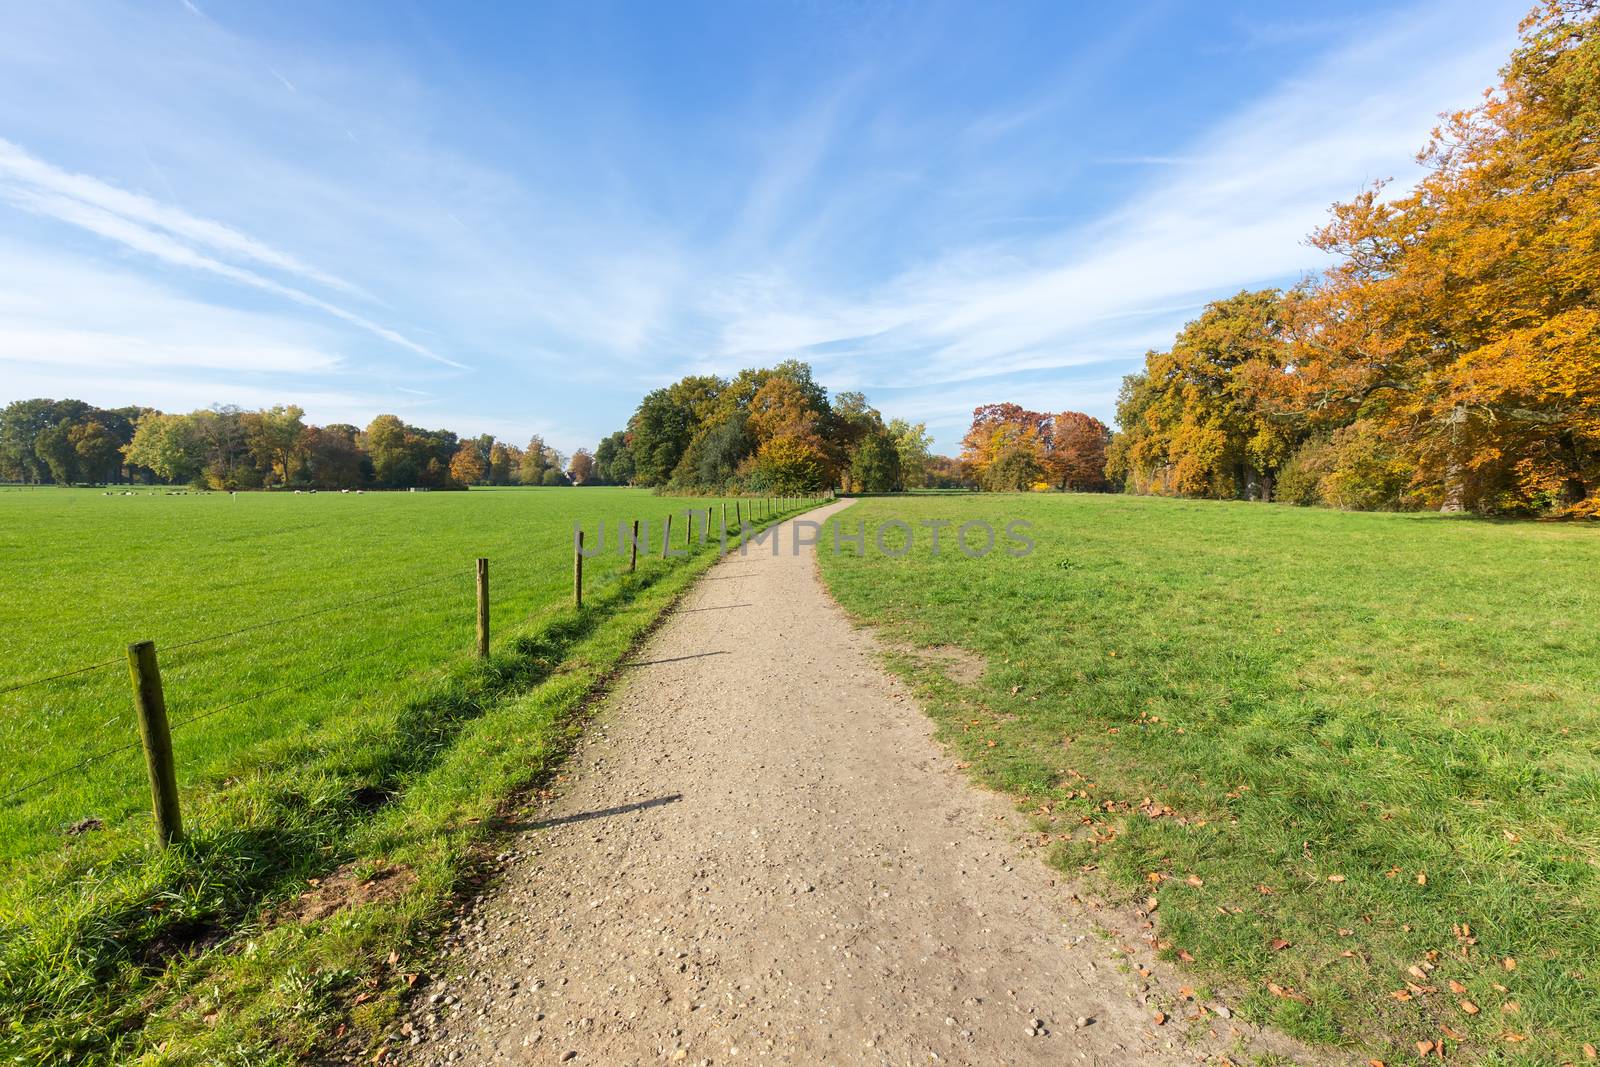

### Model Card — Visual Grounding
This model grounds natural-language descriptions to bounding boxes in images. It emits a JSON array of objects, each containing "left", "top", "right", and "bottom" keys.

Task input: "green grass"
[
  {"left": 0, "top": 485, "right": 809, "bottom": 1064},
  {"left": 817, "top": 494, "right": 1600, "bottom": 1065}
]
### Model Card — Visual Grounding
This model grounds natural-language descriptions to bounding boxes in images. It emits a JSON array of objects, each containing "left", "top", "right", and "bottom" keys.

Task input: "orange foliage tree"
[{"left": 961, "top": 403, "right": 1111, "bottom": 492}]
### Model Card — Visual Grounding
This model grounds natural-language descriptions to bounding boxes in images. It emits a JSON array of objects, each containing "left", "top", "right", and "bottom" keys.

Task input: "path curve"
[{"left": 403, "top": 501, "right": 1313, "bottom": 1066}]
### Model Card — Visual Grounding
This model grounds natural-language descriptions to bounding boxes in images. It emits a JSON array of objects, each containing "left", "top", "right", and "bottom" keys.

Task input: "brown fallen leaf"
[
  {"left": 1416, "top": 1041, "right": 1436, "bottom": 1057},
  {"left": 1448, "top": 980, "right": 1468, "bottom": 994},
  {"left": 1270, "top": 938, "right": 1291, "bottom": 952},
  {"left": 1390, "top": 990, "right": 1413, "bottom": 1002},
  {"left": 1503, "top": 1032, "right": 1526, "bottom": 1043},
  {"left": 386, "top": 950, "right": 399, "bottom": 966},
  {"left": 1583, "top": 1042, "right": 1597, "bottom": 1059},
  {"left": 1368, "top": 1060, "right": 1386, "bottom": 1067},
  {"left": 1502, "top": 956, "right": 1517, "bottom": 971},
  {"left": 1153, "top": 1011, "right": 1167, "bottom": 1026},
  {"left": 1178, "top": 949, "right": 1195, "bottom": 962},
  {"left": 1327, "top": 874, "right": 1346, "bottom": 883},
  {"left": 1256, "top": 884, "right": 1274, "bottom": 895},
  {"left": 1440, "top": 1024, "right": 1465, "bottom": 1040},
  {"left": 1460, "top": 1000, "right": 1480, "bottom": 1015},
  {"left": 1187, "top": 875, "right": 1204, "bottom": 887},
  {"left": 1417, "top": 871, "right": 1428, "bottom": 886},
  {"left": 1502, "top": 1001, "right": 1520, "bottom": 1014}
]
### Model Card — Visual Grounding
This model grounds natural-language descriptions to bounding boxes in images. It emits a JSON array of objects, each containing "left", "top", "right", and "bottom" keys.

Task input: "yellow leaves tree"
[
  {"left": 1299, "top": 0, "right": 1600, "bottom": 514},
  {"left": 448, "top": 442, "right": 486, "bottom": 486}
]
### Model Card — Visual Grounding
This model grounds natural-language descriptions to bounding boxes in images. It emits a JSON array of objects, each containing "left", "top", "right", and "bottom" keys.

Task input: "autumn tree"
[
  {"left": 1287, "top": 1, "right": 1600, "bottom": 514},
  {"left": 449, "top": 442, "right": 486, "bottom": 485},
  {"left": 567, "top": 448, "right": 595, "bottom": 485}
]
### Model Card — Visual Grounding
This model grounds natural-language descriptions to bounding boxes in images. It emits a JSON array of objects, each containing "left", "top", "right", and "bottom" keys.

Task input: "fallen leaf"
[
  {"left": 1270, "top": 938, "right": 1291, "bottom": 952},
  {"left": 1502, "top": 1001, "right": 1520, "bottom": 1014},
  {"left": 1187, "top": 875, "right": 1204, "bottom": 888},
  {"left": 1460, "top": 1000, "right": 1480, "bottom": 1015},
  {"left": 1440, "top": 1024, "right": 1465, "bottom": 1040},
  {"left": 1178, "top": 949, "right": 1195, "bottom": 962},
  {"left": 1503, "top": 1032, "right": 1526, "bottom": 1043},
  {"left": 1416, "top": 1041, "right": 1436, "bottom": 1056},
  {"left": 1448, "top": 980, "right": 1468, "bottom": 994},
  {"left": 1417, "top": 871, "right": 1428, "bottom": 886},
  {"left": 386, "top": 951, "right": 399, "bottom": 966},
  {"left": 1153, "top": 1012, "right": 1167, "bottom": 1026},
  {"left": 1582, "top": 1042, "right": 1596, "bottom": 1059},
  {"left": 1390, "top": 990, "right": 1414, "bottom": 1002},
  {"left": 1256, "top": 884, "right": 1274, "bottom": 895},
  {"left": 1327, "top": 874, "right": 1346, "bottom": 883},
  {"left": 1502, "top": 957, "right": 1516, "bottom": 971}
]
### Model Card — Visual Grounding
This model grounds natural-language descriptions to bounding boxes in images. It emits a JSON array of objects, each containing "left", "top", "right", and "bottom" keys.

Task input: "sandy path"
[{"left": 402, "top": 502, "right": 1313, "bottom": 1066}]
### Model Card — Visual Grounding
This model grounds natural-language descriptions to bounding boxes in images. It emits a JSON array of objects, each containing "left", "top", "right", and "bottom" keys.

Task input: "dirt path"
[{"left": 402, "top": 502, "right": 1315, "bottom": 1066}]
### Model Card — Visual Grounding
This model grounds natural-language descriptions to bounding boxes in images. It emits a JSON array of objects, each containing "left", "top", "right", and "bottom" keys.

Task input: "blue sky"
[{"left": 0, "top": 0, "right": 1524, "bottom": 454}]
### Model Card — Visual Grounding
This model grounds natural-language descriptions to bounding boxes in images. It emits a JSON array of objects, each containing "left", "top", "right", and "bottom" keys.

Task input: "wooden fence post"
[
  {"left": 476, "top": 557, "right": 489, "bottom": 658},
  {"left": 662, "top": 514, "right": 672, "bottom": 559},
  {"left": 735, "top": 500, "right": 741, "bottom": 527},
  {"left": 126, "top": 640, "right": 182, "bottom": 847},
  {"left": 629, "top": 519, "right": 639, "bottom": 573},
  {"left": 574, "top": 531, "right": 584, "bottom": 609}
]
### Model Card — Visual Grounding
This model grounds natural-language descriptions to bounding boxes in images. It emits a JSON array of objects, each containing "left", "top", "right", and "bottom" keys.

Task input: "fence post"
[
  {"left": 574, "top": 531, "right": 583, "bottom": 609},
  {"left": 476, "top": 557, "right": 489, "bottom": 658},
  {"left": 662, "top": 514, "right": 672, "bottom": 559},
  {"left": 735, "top": 500, "right": 741, "bottom": 527},
  {"left": 721, "top": 502, "right": 726, "bottom": 535},
  {"left": 629, "top": 519, "right": 639, "bottom": 573},
  {"left": 126, "top": 640, "right": 182, "bottom": 848}
]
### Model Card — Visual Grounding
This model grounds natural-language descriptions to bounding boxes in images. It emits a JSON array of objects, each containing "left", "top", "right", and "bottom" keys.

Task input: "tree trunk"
[{"left": 1439, "top": 405, "right": 1467, "bottom": 513}]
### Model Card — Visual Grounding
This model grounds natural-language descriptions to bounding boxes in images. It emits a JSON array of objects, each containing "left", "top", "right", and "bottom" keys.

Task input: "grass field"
[
  {"left": 0, "top": 485, "right": 807, "bottom": 1064},
  {"left": 818, "top": 494, "right": 1600, "bottom": 1065}
]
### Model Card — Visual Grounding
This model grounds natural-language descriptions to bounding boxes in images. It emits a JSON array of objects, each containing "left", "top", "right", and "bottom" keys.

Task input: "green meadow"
[
  {"left": 819, "top": 494, "right": 1600, "bottom": 1065},
  {"left": 0, "top": 485, "right": 804, "bottom": 1064}
]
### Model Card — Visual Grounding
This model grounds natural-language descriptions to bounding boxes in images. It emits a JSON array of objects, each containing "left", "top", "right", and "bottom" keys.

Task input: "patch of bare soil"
[{"left": 273, "top": 864, "right": 416, "bottom": 925}]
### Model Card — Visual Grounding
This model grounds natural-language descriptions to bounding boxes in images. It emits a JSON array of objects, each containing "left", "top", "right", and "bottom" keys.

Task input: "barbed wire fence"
[{"left": 0, "top": 494, "right": 832, "bottom": 844}]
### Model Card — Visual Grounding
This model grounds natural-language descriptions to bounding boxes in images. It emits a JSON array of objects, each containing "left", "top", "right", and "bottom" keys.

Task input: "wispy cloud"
[
  {"left": 0, "top": 139, "right": 466, "bottom": 371},
  {"left": 691, "top": 0, "right": 1515, "bottom": 422}
]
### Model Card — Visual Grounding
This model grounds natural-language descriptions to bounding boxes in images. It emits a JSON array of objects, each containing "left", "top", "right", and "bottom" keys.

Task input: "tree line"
[
  {"left": 0, "top": 400, "right": 593, "bottom": 490},
  {"left": 1105, "top": 3, "right": 1598, "bottom": 517},
  {"left": 595, "top": 358, "right": 948, "bottom": 493}
]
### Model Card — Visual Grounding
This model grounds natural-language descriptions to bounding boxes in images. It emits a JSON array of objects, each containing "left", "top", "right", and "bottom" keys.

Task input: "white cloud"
[
  {"left": 691, "top": 0, "right": 1518, "bottom": 426},
  {"left": 0, "top": 140, "right": 467, "bottom": 371}
]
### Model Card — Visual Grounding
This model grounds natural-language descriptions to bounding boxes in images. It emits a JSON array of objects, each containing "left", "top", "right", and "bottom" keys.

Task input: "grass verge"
[
  {"left": 818, "top": 493, "right": 1599, "bottom": 1066},
  {"left": 0, "top": 502, "right": 813, "bottom": 1065}
]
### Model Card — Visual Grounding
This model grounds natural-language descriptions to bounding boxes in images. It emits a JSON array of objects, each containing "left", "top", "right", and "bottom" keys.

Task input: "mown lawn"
[
  {"left": 818, "top": 494, "right": 1600, "bottom": 1065},
  {"left": 0, "top": 485, "right": 806, "bottom": 1064}
]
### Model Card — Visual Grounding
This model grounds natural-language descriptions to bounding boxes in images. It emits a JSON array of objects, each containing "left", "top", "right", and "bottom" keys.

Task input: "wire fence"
[{"left": 0, "top": 494, "right": 833, "bottom": 843}]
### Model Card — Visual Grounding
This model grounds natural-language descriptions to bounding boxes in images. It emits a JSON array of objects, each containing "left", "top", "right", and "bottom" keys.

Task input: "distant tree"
[
  {"left": 488, "top": 442, "right": 516, "bottom": 485},
  {"left": 69, "top": 420, "right": 124, "bottom": 483},
  {"left": 519, "top": 434, "right": 551, "bottom": 486},
  {"left": 244, "top": 405, "right": 306, "bottom": 487},
  {"left": 541, "top": 467, "right": 568, "bottom": 487},
  {"left": 449, "top": 442, "right": 487, "bottom": 485},
  {"left": 887, "top": 419, "right": 933, "bottom": 488},
  {"left": 567, "top": 448, "right": 595, "bottom": 485},
  {"left": 593, "top": 430, "right": 633, "bottom": 485},
  {"left": 1049, "top": 412, "right": 1112, "bottom": 491},
  {"left": 850, "top": 430, "right": 902, "bottom": 493},
  {"left": 123, "top": 412, "right": 204, "bottom": 484},
  {"left": 300, "top": 425, "right": 367, "bottom": 488}
]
